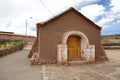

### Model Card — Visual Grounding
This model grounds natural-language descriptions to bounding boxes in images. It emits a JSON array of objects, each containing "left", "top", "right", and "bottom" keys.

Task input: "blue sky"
[
  {"left": 77, "top": 0, "right": 120, "bottom": 35},
  {"left": 101, "top": 0, "right": 120, "bottom": 35},
  {"left": 0, "top": 0, "right": 120, "bottom": 36},
  {"left": 94, "top": 0, "right": 120, "bottom": 35}
]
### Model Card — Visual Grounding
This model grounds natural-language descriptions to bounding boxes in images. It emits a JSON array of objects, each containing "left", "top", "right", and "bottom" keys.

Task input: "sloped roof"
[{"left": 37, "top": 7, "right": 101, "bottom": 29}]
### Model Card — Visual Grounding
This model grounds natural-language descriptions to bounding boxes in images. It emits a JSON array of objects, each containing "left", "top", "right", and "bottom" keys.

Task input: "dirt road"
[{"left": 0, "top": 48, "right": 43, "bottom": 80}]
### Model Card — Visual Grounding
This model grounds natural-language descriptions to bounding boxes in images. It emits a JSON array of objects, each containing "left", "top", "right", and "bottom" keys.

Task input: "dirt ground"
[
  {"left": 0, "top": 48, "right": 120, "bottom": 80},
  {"left": 44, "top": 49, "right": 120, "bottom": 80},
  {"left": 105, "top": 49, "right": 120, "bottom": 62}
]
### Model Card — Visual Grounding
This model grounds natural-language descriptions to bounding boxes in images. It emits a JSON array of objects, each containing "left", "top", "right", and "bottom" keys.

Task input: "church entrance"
[{"left": 67, "top": 35, "right": 81, "bottom": 60}]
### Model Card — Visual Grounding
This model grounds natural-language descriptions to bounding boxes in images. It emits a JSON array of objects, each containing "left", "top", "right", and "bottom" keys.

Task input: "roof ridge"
[
  {"left": 37, "top": 7, "right": 101, "bottom": 29},
  {"left": 37, "top": 7, "right": 74, "bottom": 25}
]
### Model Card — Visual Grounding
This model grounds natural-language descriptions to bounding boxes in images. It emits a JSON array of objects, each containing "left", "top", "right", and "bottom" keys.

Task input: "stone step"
[{"left": 67, "top": 60, "right": 91, "bottom": 66}]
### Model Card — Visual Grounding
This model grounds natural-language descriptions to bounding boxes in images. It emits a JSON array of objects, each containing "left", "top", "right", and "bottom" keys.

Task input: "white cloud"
[
  {"left": 0, "top": 0, "right": 99, "bottom": 36},
  {"left": 80, "top": 4, "right": 105, "bottom": 20},
  {"left": 110, "top": 0, "right": 120, "bottom": 13},
  {"left": 97, "top": 18, "right": 114, "bottom": 26},
  {"left": 117, "top": 20, "right": 120, "bottom": 23},
  {"left": 96, "top": 0, "right": 120, "bottom": 28},
  {"left": 1, "top": 0, "right": 120, "bottom": 35}
]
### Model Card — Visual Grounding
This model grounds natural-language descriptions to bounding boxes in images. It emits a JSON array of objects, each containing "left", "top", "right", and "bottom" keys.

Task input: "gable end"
[{"left": 37, "top": 7, "right": 101, "bottom": 30}]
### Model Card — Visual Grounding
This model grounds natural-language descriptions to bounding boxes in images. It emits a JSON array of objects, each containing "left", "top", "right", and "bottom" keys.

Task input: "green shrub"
[
  {"left": 0, "top": 40, "right": 24, "bottom": 49},
  {"left": 0, "top": 40, "right": 25, "bottom": 57}
]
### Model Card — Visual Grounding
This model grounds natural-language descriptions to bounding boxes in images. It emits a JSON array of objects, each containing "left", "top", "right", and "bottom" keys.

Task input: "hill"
[{"left": 101, "top": 34, "right": 120, "bottom": 49}]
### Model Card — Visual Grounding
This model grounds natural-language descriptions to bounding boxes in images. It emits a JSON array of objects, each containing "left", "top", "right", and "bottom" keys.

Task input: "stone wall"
[
  {"left": 98, "top": 46, "right": 109, "bottom": 62},
  {"left": 28, "top": 38, "right": 38, "bottom": 58},
  {"left": 0, "top": 44, "right": 24, "bottom": 57},
  {"left": 57, "top": 44, "right": 67, "bottom": 65}
]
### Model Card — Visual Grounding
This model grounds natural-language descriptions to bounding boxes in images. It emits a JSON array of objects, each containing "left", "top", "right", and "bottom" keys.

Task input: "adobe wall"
[
  {"left": 0, "top": 33, "right": 36, "bottom": 43},
  {"left": 38, "top": 10, "right": 101, "bottom": 62}
]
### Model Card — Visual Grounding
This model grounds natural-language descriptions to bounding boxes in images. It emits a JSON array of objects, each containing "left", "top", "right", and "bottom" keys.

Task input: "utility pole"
[{"left": 26, "top": 17, "right": 32, "bottom": 44}]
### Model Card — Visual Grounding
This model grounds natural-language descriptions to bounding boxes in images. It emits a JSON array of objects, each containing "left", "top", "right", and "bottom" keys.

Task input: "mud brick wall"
[{"left": 0, "top": 33, "right": 35, "bottom": 43}]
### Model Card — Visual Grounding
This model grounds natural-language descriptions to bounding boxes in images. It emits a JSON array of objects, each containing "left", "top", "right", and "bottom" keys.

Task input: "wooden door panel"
[
  {"left": 68, "top": 47, "right": 74, "bottom": 59},
  {"left": 67, "top": 36, "right": 81, "bottom": 60}
]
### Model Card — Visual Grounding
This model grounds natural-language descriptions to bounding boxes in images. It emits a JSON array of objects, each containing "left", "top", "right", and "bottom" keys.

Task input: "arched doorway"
[
  {"left": 67, "top": 35, "right": 81, "bottom": 60},
  {"left": 57, "top": 31, "right": 95, "bottom": 65}
]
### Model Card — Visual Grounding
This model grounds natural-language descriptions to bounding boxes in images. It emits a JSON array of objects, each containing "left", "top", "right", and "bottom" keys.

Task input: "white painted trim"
[{"left": 62, "top": 31, "right": 89, "bottom": 45}]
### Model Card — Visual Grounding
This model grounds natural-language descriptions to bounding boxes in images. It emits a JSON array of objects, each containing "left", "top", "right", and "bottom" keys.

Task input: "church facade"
[{"left": 28, "top": 7, "right": 108, "bottom": 65}]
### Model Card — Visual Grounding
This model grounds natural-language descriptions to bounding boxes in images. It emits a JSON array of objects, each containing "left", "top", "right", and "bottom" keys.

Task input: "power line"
[{"left": 39, "top": 0, "right": 55, "bottom": 17}]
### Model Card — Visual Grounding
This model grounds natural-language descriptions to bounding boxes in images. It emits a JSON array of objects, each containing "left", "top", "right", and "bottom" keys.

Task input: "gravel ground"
[
  {"left": 44, "top": 49, "right": 120, "bottom": 80},
  {"left": 0, "top": 47, "right": 43, "bottom": 80},
  {"left": 0, "top": 47, "right": 120, "bottom": 80}
]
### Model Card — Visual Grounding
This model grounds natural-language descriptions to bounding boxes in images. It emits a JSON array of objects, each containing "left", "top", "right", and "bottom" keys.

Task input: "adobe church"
[{"left": 28, "top": 7, "right": 108, "bottom": 65}]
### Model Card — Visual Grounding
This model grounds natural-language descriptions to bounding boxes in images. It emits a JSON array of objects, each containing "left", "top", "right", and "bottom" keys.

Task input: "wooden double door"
[{"left": 67, "top": 35, "right": 81, "bottom": 60}]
